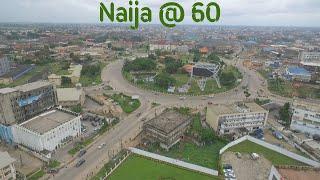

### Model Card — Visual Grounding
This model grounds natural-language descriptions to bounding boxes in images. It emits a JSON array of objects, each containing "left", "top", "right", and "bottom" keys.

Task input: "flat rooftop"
[
  {"left": 145, "top": 110, "right": 190, "bottom": 134},
  {"left": 15, "top": 81, "right": 52, "bottom": 92},
  {"left": 207, "top": 102, "right": 266, "bottom": 116},
  {"left": 20, "top": 110, "right": 77, "bottom": 134}
]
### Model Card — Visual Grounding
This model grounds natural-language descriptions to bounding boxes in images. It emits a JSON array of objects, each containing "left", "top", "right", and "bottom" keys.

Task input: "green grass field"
[
  {"left": 109, "top": 155, "right": 218, "bottom": 180},
  {"left": 228, "top": 140, "right": 307, "bottom": 166},
  {"left": 109, "top": 93, "right": 141, "bottom": 113}
]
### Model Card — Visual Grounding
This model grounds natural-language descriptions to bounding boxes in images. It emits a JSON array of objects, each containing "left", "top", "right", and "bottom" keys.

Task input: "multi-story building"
[
  {"left": 299, "top": 51, "right": 320, "bottom": 67},
  {"left": 144, "top": 110, "right": 191, "bottom": 150},
  {"left": 206, "top": 102, "right": 268, "bottom": 135},
  {"left": 290, "top": 100, "right": 320, "bottom": 136},
  {"left": 0, "top": 151, "right": 16, "bottom": 180},
  {"left": 0, "top": 56, "right": 10, "bottom": 76},
  {"left": 12, "top": 109, "right": 81, "bottom": 156},
  {"left": 0, "top": 81, "right": 57, "bottom": 125}
]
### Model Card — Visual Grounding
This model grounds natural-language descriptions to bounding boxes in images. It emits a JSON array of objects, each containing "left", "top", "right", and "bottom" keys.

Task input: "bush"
[
  {"left": 123, "top": 58, "right": 156, "bottom": 72},
  {"left": 154, "top": 73, "right": 176, "bottom": 89}
]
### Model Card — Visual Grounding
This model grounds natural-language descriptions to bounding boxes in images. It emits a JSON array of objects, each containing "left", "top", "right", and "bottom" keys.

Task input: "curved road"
[{"left": 54, "top": 57, "right": 311, "bottom": 180}]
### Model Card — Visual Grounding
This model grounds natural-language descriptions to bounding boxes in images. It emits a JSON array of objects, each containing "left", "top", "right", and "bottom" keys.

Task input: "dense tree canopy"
[
  {"left": 164, "top": 57, "right": 182, "bottom": 74},
  {"left": 123, "top": 58, "right": 156, "bottom": 72},
  {"left": 219, "top": 71, "right": 236, "bottom": 87},
  {"left": 81, "top": 63, "right": 102, "bottom": 78},
  {"left": 207, "top": 53, "right": 224, "bottom": 65},
  {"left": 279, "top": 102, "right": 292, "bottom": 127},
  {"left": 154, "top": 73, "right": 176, "bottom": 89}
]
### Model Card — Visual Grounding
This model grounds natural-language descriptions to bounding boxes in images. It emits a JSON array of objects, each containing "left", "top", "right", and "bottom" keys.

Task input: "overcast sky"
[{"left": 1, "top": 0, "right": 320, "bottom": 27}]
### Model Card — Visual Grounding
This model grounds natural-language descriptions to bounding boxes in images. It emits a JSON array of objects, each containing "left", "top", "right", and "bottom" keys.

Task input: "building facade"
[
  {"left": 0, "top": 151, "right": 16, "bottom": 180},
  {"left": 0, "top": 56, "right": 10, "bottom": 76},
  {"left": 0, "top": 81, "right": 57, "bottom": 125},
  {"left": 206, "top": 102, "right": 268, "bottom": 135},
  {"left": 12, "top": 109, "right": 81, "bottom": 153},
  {"left": 290, "top": 101, "right": 320, "bottom": 136},
  {"left": 299, "top": 51, "right": 320, "bottom": 67}
]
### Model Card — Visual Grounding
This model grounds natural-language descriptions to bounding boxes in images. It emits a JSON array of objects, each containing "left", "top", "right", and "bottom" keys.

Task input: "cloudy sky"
[{"left": 1, "top": 0, "right": 320, "bottom": 27}]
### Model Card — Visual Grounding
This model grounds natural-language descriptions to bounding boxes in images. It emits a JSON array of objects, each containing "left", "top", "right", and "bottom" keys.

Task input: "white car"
[{"left": 98, "top": 143, "right": 106, "bottom": 149}]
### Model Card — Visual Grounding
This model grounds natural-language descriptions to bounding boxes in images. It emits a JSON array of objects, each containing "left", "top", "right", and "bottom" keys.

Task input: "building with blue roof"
[{"left": 285, "top": 66, "right": 311, "bottom": 82}]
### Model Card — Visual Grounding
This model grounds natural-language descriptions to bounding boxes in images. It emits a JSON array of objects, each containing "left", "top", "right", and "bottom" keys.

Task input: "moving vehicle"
[{"left": 75, "top": 159, "right": 85, "bottom": 167}]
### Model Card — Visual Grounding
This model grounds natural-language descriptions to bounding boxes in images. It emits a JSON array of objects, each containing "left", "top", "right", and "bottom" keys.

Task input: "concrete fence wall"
[{"left": 219, "top": 135, "right": 320, "bottom": 168}]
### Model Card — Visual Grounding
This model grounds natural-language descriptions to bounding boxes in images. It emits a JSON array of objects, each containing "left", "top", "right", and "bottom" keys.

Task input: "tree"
[
  {"left": 207, "top": 53, "right": 224, "bottom": 65},
  {"left": 220, "top": 72, "right": 236, "bottom": 87},
  {"left": 193, "top": 52, "right": 200, "bottom": 62},
  {"left": 61, "top": 76, "right": 72, "bottom": 87},
  {"left": 154, "top": 73, "right": 176, "bottom": 89},
  {"left": 164, "top": 57, "right": 182, "bottom": 74},
  {"left": 279, "top": 102, "right": 292, "bottom": 127},
  {"left": 123, "top": 58, "right": 156, "bottom": 72}
]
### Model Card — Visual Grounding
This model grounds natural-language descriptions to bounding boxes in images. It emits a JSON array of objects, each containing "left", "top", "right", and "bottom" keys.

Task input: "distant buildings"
[
  {"left": 144, "top": 110, "right": 191, "bottom": 150},
  {"left": 0, "top": 56, "right": 11, "bottom": 76},
  {"left": 57, "top": 86, "right": 85, "bottom": 107},
  {"left": 290, "top": 101, "right": 320, "bottom": 136},
  {"left": 299, "top": 51, "right": 320, "bottom": 67},
  {"left": 285, "top": 66, "right": 312, "bottom": 82},
  {"left": 149, "top": 42, "right": 189, "bottom": 53},
  {"left": 12, "top": 109, "right": 81, "bottom": 156},
  {"left": 0, "top": 151, "right": 16, "bottom": 180},
  {"left": 206, "top": 102, "right": 268, "bottom": 136}
]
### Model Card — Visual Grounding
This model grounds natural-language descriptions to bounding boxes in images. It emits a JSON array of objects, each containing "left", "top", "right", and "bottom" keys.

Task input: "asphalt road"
[{"left": 54, "top": 57, "right": 317, "bottom": 179}]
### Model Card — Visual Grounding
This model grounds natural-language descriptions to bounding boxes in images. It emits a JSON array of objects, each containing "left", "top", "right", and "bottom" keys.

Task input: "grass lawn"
[
  {"left": 268, "top": 79, "right": 294, "bottom": 97},
  {"left": 173, "top": 73, "right": 190, "bottom": 87},
  {"left": 47, "top": 160, "right": 60, "bottom": 168},
  {"left": 8, "top": 65, "right": 47, "bottom": 87},
  {"left": 80, "top": 63, "right": 105, "bottom": 87},
  {"left": 109, "top": 93, "right": 141, "bottom": 113},
  {"left": 109, "top": 155, "right": 218, "bottom": 180},
  {"left": 27, "top": 169, "right": 45, "bottom": 180},
  {"left": 268, "top": 79, "right": 320, "bottom": 99},
  {"left": 228, "top": 140, "right": 307, "bottom": 166}
]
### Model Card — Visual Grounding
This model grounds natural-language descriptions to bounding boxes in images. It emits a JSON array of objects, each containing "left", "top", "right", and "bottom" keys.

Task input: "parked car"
[
  {"left": 78, "top": 149, "right": 87, "bottom": 157},
  {"left": 98, "top": 143, "right": 106, "bottom": 149},
  {"left": 75, "top": 159, "right": 86, "bottom": 167},
  {"left": 47, "top": 168, "right": 59, "bottom": 174}
]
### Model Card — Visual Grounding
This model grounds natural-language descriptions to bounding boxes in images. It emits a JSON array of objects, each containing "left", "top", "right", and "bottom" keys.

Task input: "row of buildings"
[{"left": 0, "top": 81, "right": 83, "bottom": 158}]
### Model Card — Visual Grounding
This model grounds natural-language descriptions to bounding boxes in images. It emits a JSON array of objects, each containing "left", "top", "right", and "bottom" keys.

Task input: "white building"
[
  {"left": 299, "top": 51, "right": 320, "bottom": 67},
  {"left": 12, "top": 109, "right": 81, "bottom": 153},
  {"left": 290, "top": 101, "right": 320, "bottom": 136},
  {"left": 0, "top": 151, "right": 16, "bottom": 180},
  {"left": 206, "top": 102, "right": 268, "bottom": 135}
]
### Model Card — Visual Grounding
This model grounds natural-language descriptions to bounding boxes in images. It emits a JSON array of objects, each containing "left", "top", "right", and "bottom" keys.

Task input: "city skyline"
[{"left": 0, "top": 0, "right": 320, "bottom": 27}]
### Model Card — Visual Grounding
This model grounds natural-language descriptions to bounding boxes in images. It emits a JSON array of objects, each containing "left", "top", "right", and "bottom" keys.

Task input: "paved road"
[
  {"left": 54, "top": 57, "right": 317, "bottom": 179},
  {"left": 53, "top": 101, "right": 151, "bottom": 180}
]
